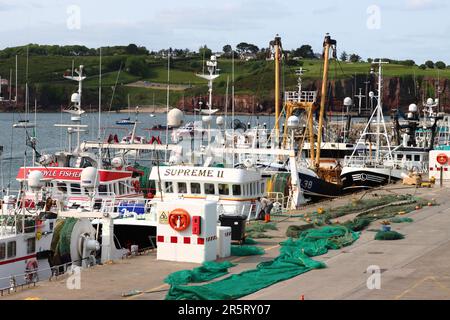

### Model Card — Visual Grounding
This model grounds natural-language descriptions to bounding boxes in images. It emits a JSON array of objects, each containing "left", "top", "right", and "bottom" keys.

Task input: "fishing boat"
[
  {"left": 0, "top": 173, "right": 57, "bottom": 290},
  {"left": 341, "top": 61, "right": 437, "bottom": 190}
]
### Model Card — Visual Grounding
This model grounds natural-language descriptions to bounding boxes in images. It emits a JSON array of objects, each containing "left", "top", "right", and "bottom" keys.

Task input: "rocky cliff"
[{"left": 176, "top": 76, "right": 449, "bottom": 114}]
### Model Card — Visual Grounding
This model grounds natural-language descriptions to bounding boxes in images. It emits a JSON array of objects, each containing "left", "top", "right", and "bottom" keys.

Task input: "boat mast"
[
  {"left": 315, "top": 33, "right": 336, "bottom": 169},
  {"left": 165, "top": 48, "right": 170, "bottom": 162},
  {"left": 98, "top": 47, "right": 102, "bottom": 169},
  {"left": 196, "top": 55, "right": 220, "bottom": 143},
  {"left": 15, "top": 55, "right": 18, "bottom": 105},
  {"left": 98, "top": 48, "right": 102, "bottom": 140},
  {"left": 62, "top": 65, "right": 87, "bottom": 151},
  {"left": 374, "top": 59, "right": 391, "bottom": 162},
  {"left": 272, "top": 35, "right": 282, "bottom": 146}
]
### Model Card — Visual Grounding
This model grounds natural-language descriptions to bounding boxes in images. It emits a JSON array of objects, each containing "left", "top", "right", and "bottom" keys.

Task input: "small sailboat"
[
  {"left": 13, "top": 48, "right": 36, "bottom": 129},
  {"left": 149, "top": 93, "right": 156, "bottom": 118},
  {"left": 116, "top": 95, "right": 136, "bottom": 125}
]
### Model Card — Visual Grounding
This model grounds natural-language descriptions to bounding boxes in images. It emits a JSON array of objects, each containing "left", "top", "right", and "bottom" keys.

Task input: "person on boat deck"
[{"left": 257, "top": 197, "right": 273, "bottom": 220}]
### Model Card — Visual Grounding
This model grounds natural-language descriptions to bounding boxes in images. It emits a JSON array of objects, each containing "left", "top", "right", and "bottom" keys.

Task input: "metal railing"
[
  {"left": 266, "top": 192, "right": 289, "bottom": 210},
  {"left": 285, "top": 91, "right": 317, "bottom": 103},
  {"left": 0, "top": 256, "right": 92, "bottom": 297},
  {"left": 344, "top": 156, "right": 428, "bottom": 173},
  {"left": 217, "top": 202, "right": 260, "bottom": 221}
]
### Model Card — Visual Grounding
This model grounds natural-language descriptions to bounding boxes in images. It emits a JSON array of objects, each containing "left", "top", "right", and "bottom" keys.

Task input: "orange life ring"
[
  {"left": 437, "top": 153, "right": 448, "bottom": 166},
  {"left": 168, "top": 208, "right": 190, "bottom": 232},
  {"left": 25, "top": 259, "right": 38, "bottom": 282}
]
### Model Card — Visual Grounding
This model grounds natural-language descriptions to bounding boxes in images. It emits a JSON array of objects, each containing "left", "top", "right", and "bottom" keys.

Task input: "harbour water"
[{"left": 0, "top": 112, "right": 277, "bottom": 191}]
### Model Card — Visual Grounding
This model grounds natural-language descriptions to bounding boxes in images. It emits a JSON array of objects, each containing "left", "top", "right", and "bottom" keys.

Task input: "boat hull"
[
  {"left": 298, "top": 172, "right": 342, "bottom": 201},
  {"left": 340, "top": 167, "right": 401, "bottom": 190}
]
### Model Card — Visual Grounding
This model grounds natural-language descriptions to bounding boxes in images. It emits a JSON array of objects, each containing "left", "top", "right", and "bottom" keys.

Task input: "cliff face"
[{"left": 177, "top": 76, "right": 450, "bottom": 114}]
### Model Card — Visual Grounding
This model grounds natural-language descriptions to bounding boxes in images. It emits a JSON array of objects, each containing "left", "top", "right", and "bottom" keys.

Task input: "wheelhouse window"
[
  {"left": 27, "top": 238, "right": 36, "bottom": 254},
  {"left": 119, "top": 182, "right": 125, "bottom": 195},
  {"left": 98, "top": 184, "right": 107, "bottom": 195},
  {"left": 190, "top": 183, "right": 201, "bottom": 194},
  {"left": 57, "top": 182, "right": 67, "bottom": 192},
  {"left": 414, "top": 155, "right": 420, "bottom": 161},
  {"left": 0, "top": 243, "right": 5, "bottom": 260},
  {"left": 205, "top": 183, "right": 215, "bottom": 195},
  {"left": 178, "top": 182, "right": 187, "bottom": 194},
  {"left": 70, "top": 183, "right": 81, "bottom": 195},
  {"left": 165, "top": 182, "right": 173, "bottom": 193},
  {"left": 406, "top": 154, "right": 412, "bottom": 161},
  {"left": 7, "top": 241, "right": 16, "bottom": 258},
  {"left": 218, "top": 184, "right": 230, "bottom": 196},
  {"left": 232, "top": 185, "right": 241, "bottom": 196}
]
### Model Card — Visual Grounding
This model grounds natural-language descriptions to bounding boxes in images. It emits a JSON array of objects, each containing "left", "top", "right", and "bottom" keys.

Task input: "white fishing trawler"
[
  {"left": 341, "top": 61, "right": 437, "bottom": 189},
  {"left": 0, "top": 172, "right": 57, "bottom": 290}
]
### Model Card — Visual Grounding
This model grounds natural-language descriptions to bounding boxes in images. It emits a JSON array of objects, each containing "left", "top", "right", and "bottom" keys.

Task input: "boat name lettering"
[
  {"left": 27, "top": 169, "right": 81, "bottom": 179},
  {"left": 164, "top": 169, "right": 224, "bottom": 178}
]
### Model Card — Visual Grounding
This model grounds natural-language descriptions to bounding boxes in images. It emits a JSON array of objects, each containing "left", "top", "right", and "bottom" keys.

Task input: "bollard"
[{"left": 441, "top": 166, "right": 443, "bottom": 188}]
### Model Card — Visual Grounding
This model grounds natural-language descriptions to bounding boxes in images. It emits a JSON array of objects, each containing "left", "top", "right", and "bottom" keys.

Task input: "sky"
[{"left": 0, "top": 0, "right": 449, "bottom": 63}]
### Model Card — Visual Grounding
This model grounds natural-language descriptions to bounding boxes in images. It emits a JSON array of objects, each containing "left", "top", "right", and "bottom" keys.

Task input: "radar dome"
[
  {"left": 28, "top": 171, "right": 44, "bottom": 190},
  {"left": 287, "top": 115, "right": 300, "bottom": 129},
  {"left": 243, "top": 158, "right": 254, "bottom": 168},
  {"left": 167, "top": 108, "right": 184, "bottom": 127},
  {"left": 71, "top": 93, "right": 81, "bottom": 103},
  {"left": 343, "top": 97, "right": 353, "bottom": 106},
  {"left": 202, "top": 115, "right": 212, "bottom": 124},
  {"left": 80, "top": 167, "right": 98, "bottom": 190},
  {"left": 408, "top": 104, "right": 418, "bottom": 113},
  {"left": 111, "top": 157, "right": 124, "bottom": 168},
  {"left": 216, "top": 116, "right": 225, "bottom": 126}
]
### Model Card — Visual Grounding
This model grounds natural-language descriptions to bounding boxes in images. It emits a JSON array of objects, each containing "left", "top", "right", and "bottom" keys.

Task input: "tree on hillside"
[
  {"left": 125, "top": 56, "right": 149, "bottom": 77},
  {"left": 105, "top": 56, "right": 126, "bottom": 72},
  {"left": 199, "top": 45, "right": 212, "bottom": 59},
  {"left": 256, "top": 47, "right": 269, "bottom": 60},
  {"left": 419, "top": 64, "right": 427, "bottom": 70},
  {"left": 435, "top": 61, "right": 446, "bottom": 69},
  {"left": 293, "top": 45, "right": 315, "bottom": 59},
  {"left": 340, "top": 51, "right": 348, "bottom": 62},
  {"left": 223, "top": 45, "right": 232, "bottom": 54},
  {"left": 236, "top": 42, "right": 259, "bottom": 55},
  {"left": 367, "top": 58, "right": 373, "bottom": 63},
  {"left": 349, "top": 54, "right": 362, "bottom": 63},
  {"left": 425, "top": 60, "right": 434, "bottom": 69},
  {"left": 125, "top": 44, "right": 139, "bottom": 55}
]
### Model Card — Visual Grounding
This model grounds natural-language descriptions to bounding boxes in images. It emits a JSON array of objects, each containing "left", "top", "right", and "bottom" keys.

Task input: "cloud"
[
  {"left": 405, "top": 0, "right": 445, "bottom": 10},
  {"left": 312, "top": 4, "right": 339, "bottom": 15}
]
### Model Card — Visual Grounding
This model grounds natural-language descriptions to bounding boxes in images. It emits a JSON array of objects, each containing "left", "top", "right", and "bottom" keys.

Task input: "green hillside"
[{"left": 1, "top": 54, "right": 449, "bottom": 111}]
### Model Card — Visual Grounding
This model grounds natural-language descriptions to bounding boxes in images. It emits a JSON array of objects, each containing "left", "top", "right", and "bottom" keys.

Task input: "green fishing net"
[
  {"left": 243, "top": 238, "right": 257, "bottom": 245},
  {"left": 166, "top": 225, "right": 360, "bottom": 300},
  {"left": 231, "top": 245, "right": 265, "bottom": 256},
  {"left": 164, "top": 261, "right": 236, "bottom": 286},
  {"left": 389, "top": 217, "right": 414, "bottom": 223},
  {"left": 374, "top": 230, "right": 405, "bottom": 241}
]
